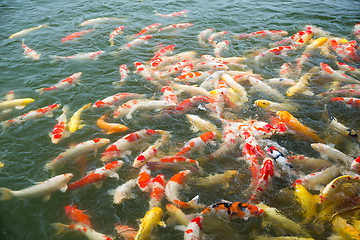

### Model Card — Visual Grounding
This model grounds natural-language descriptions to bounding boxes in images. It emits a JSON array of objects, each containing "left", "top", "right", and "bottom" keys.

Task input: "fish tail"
[
  {"left": 49, "top": 55, "right": 59, "bottom": 62},
  {"left": 51, "top": 223, "right": 72, "bottom": 235},
  {"left": 1, "top": 120, "right": 13, "bottom": 129},
  {"left": 153, "top": 11, "right": 160, "bottom": 16},
  {"left": 0, "top": 187, "right": 13, "bottom": 200},
  {"left": 35, "top": 88, "right": 45, "bottom": 95},
  {"left": 109, "top": 39, "right": 114, "bottom": 47},
  {"left": 41, "top": 23, "right": 50, "bottom": 28},
  {"left": 186, "top": 195, "right": 206, "bottom": 209}
]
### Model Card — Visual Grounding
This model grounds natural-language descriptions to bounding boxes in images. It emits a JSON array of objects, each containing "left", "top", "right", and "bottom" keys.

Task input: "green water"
[{"left": 1, "top": 0, "right": 360, "bottom": 239}]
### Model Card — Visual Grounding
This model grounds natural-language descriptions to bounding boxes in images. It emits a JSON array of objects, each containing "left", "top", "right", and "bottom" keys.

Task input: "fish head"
[{"left": 254, "top": 100, "right": 270, "bottom": 109}]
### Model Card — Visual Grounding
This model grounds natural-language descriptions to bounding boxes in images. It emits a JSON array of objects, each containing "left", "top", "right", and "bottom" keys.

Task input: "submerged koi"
[
  {"left": 36, "top": 72, "right": 82, "bottom": 94},
  {"left": 233, "top": 30, "right": 288, "bottom": 40},
  {"left": 51, "top": 222, "right": 113, "bottom": 240},
  {"left": 320, "top": 62, "right": 360, "bottom": 84},
  {"left": 198, "top": 28, "right": 214, "bottom": 47},
  {"left": 134, "top": 23, "right": 161, "bottom": 37},
  {"left": 80, "top": 17, "right": 125, "bottom": 26},
  {"left": 109, "top": 179, "right": 137, "bottom": 205},
  {"left": 115, "top": 35, "right": 152, "bottom": 53},
  {"left": 61, "top": 29, "right": 93, "bottom": 42},
  {"left": 9, "top": 23, "right": 49, "bottom": 38},
  {"left": 64, "top": 204, "right": 92, "bottom": 227},
  {"left": 214, "top": 40, "right": 230, "bottom": 58},
  {"left": 208, "top": 31, "right": 228, "bottom": 47},
  {"left": 50, "top": 51, "right": 105, "bottom": 61},
  {"left": 21, "top": 39, "right": 40, "bottom": 60},
  {"left": 154, "top": 10, "right": 188, "bottom": 17},
  {"left": 109, "top": 25, "right": 125, "bottom": 46}
]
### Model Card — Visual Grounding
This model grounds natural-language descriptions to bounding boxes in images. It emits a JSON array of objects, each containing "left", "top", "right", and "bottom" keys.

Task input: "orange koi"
[
  {"left": 137, "top": 165, "right": 152, "bottom": 192},
  {"left": 115, "top": 224, "right": 137, "bottom": 240},
  {"left": 96, "top": 114, "right": 129, "bottom": 134},
  {"left": 64, "top": 204, "right": 92, "bottom": 227},
  {"left": 61, "top": 29, "right": 93, "bottom": 42}
]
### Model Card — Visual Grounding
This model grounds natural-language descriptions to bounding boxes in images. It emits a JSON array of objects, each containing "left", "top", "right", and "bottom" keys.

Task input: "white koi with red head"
[
  {"left": 214, "top": 40, "right": 229, "bottom": 58},
  {"left": 165, "top": 170, "right": 205, "bottom": 209},
  {"left": 93, "top": 92, "right": 140, "bottom": 109},
  {"left": 125, "top": 99, "right": 176, "bottom": 119},
  {"left": 101, "top": 129, "right": 163, "bottom": 162},
  {"left": 208, "top": 31, "right": 228, "bottom": 47},
  {"left": 149, "top": 174, "right": 166, "bottom": 208},
  {"left": 112, "top": 64, "right": 130, "bottom": 87},
  {"left": 36, "top": 72, "right": 82, "bottom": 94},
  {"left": 21, "top": 39, "right": 40, "bottom": 60},
  {"left": 44, "top": 138, "right": 110, "bottom": 171},
  {"left": 49, "top": 105, "right": 70, "bottom": 144},
  {"left": 1, "top": 103, "right": 60, "bottom": 128},
  {"left": 134, "top": 61, "right": 155, "bottom": 81},
  {"left": 109, "top": 179, "right": 137, "bottom": 205},
  {"left": 109, "top": 25, "right": 125, "bottom": 46},
  {"left": 184, "top": 216, "right": 203, "bottom": 240},
  {"left": 67, "top": 160, "right": 123, "bottom": 191},
  {"left": 0, "top": 173, "right": 73, "bottom": 201},
  {"left": 50, "top": 51, "right": 105, "bottom": 61},
  {"left": 154, "top": 10, "right": 188, "bottom": 17}
]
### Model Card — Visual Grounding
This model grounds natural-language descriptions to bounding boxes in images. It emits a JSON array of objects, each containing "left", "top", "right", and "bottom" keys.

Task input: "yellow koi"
[
  {"left": 135, "top": 207, "right": 164, "bottom": 240},
  {"left": 68, "top": 103, "right": 91, "bottom": 133}
]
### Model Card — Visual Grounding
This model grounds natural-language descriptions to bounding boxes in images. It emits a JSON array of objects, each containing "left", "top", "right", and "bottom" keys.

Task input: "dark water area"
[{"left": 0, "top": 0, "right": 360, "bottom": 239}]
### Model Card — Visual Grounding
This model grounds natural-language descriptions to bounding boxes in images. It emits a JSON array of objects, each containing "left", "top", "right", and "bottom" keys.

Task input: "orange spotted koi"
[
  {"left": 154, "top": 10, "right": 188, "bottom": 17},
  {"left": 149, "top": 174, "right": 166, "bottom": 209},
  {"left": 158, "top": 23, "right": 194, "bottom": 33},
  {"left": 176, "top": 131, "right": 216, "bottom": 157},
  {"left": 67, "top": 160, "right": 123, "bottom": 191},
  {"left": 1, "top": 103, "right": 60, "bottom": 128},
  {"left": 134, "top": 23, "right": 161, "bottom": 37},
  {"left": 320, "top": 62, "right": 360, "bottom": 84},
  {"left": 61, "top": 29, "right": 93, "bottom": 42},
  {"left": 137, "top": 165, "right": 152, "bottom": 192},
  {"left": 233, "top": 30, "right": 288, "bottom": 40},
  {"left": 255, "top": 45, "right": 296, "bottom": 61},
  {"left": 165, "top": 170, "right": 205, "bottom": 209},
  {"left": 184, "top": 216, "right": 203, "bottom": 240},
  {"left": 92, "top": 92, "right": 140, "bottom": 108},
  {"left": 148, "top": 156, "right": 201, "bottom": 171},
  {"left": 201, "top": 200, "right": 264, "bottom": 220},
  {"left": 21, "top": 39, "right": 40, "bottom": 60},
  {"left": 64, "top": 204, "right": 92, "bottom": 227},
  {"left": 101, "top": 129, "right": 163, "bottom": 162},
  {"left": 50, "top": 105, "right": 70, "bottom": 144},
  {"left": 109, "top": 25, "right": 125, "bottom": 46},
  {"left": 36, "top": 72, "right": 82, "bottom": 94},
  {"left": 250, "top": 157, "right": 275, "bottom": 202},
  {"left": 174, "top": 71, "right": 212, "bottom": 83},
  {"left": 331, "top": 97, "right": 360, "bottom": 108}
]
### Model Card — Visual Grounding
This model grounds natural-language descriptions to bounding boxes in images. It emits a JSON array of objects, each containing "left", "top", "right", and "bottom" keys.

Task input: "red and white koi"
[
  {"left": 93, "top": 92, "right": 140, "bottom": 108},
  {"left": 198, "top": 28, "right": 214, "bottom": 47},
  {"left": 320, "top": 62, "right": 360, "bottom": 84},
  {"left": 158, "top": 23, "right": 194, "bottom": 33},
  {"left": 165, "top": 170, "right": 205, "bottom": 208},
  {"left": 134, "top": 23, "right": 161, "bottom": 37},
  {"left": 196, "top": 61, "right": 228, "bottom": 71},
  {"left": 250, "top": 157, "right": 275, "bottom": 202},
  {"left": 233, "top": 30, "right": 288, "bottom": 40},
  {"left": 330, "top": 39, "right": 360, "bottom": 62},
  {"left": 50, "top": 51, "right": 105, "bottom": 61},
  {"left": 174, "top": 71, "right": 211, "bottom": 83},
  {"left": 201, "top": 200, "right": 264, "bottom": 220},
  {"left": 21, "top": 39, "right": 40, "bottom": 60},
  {"left": 61, "top": 29, "right": 93, "bottom": 42},
  {"left": 208, "top": 31, "right": 228, "bottom": 47},
  {"left": 115, "top": 35, "right": 152, "bottom": 53},
  {"left": 214, "top": 40, "right": 230, "bottom": 58},
  {"left": 150, "top": 45, "right": 176, "bottom": 66},
  {"left": 319, "top": 175, "right": 360, "bottom": 203},
  {"left": 331, "top": 96, "right": 360, "bottom": 108},
  {"left": 294, "top": 29, "right": 313, "bottom": 46},
  {"left": 176, "top": 131, "right": 216, "bottom": 157},
  {"left": 311, "top": 143, "right": 354, "bottom": 167},
  {"left": 134, "top": 61, "right": 157, "bottom": 82},
  {"left": 154, "top": 10, "right": 188, "bottom": 17},
  {"left": 288, "top": 154, "right": 332, "bottom": 171},
  {"left": 80, "top": 17, "right": 125, "bottom": 26},
  {"left": 162, "top": 59, "right": 194, "bottom": 78},
  {"left": 109, "top": 25, "right": 125, "bottom": 46},
  {"left": 255, "top": 45, "right": 296, "bottom": 61},
  {"left": 100, "top": 129, "right": 163, "bottom": 162},
  {"left": 51, "top": 222, "right": 113, "bottom": 240},
  {"left": 44, "top": 138, "right": 110, "bottom": 171},
  {"left": 351, "top": 157, "right": 360, "bottom": 174},
  {"left": 279, "top": 62, "right": 295, "bottom": 79},
  {"left": 109, "top": 179, "right": 137, "bottom": 205},
  {"left": 1, "top": 103, "right": 60, "bottom": 128},
  {"left": 67, "top": 160, "right": 123, "bottom": 191},
  {"left": 293, "top": 165, "right": 340, "bottom": 190},
  {"left": 148, "top": 156, "right": 202, "bottom": 171},
  {"left": 50, "top": 105, "right": 70, "bottom": 144},
  {"left": 354, "top": 23, "right": 360, "bottom": 39},
  {"left": 64, "top": 204, "right": 92, "bottom": 227},
  {"left": 161, "top": 86, "right": 178, "bottom": 104},
  {"left": 174, "top": 95, "right": 214, "bottom": 114},
  {"left": 335, "top": 61, "right": 360, "bottom": 76},
  {"left": 112, "top": 64, "right": 130, "bottom": 87},
  {"left": 184, "top": 216, "right": 203, "bottom": 240},
  {"left": 0, "top": 173, "right": 73, "bottom": 201},
  {"left": 36, "top": 72, "right": 82, "bottom": 94},
  {"left": 149, "top": 174, "right": 166, "bottom": 208},
  {"left": 152, "top": 51, "right": 197, "bottom": 69},
  {"left": 9, "top": 23, "right": 49, "bottom": 39},
  {"left": 137, "top": 165, "right": 152, "bottom": 192}
]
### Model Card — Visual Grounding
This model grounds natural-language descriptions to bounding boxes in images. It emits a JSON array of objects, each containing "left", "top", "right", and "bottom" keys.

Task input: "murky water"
[{"left": 0, "top": 0, "right": 360, "bottom": 239}]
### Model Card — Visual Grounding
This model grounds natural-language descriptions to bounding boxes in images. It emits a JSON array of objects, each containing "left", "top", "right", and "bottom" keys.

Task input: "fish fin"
[
  {"left": 51, "top": 223, "right": 72, "bottom": 235},
  {"left": 187, "top": 195, "right": 206, "bottom": 208},
  {"left": 0, "top": 188, "right": 13, "bottom": 200},
  {"left": 15, "top": 105, "right": 26, "bottom": 110},
  {"left": 43, "top": 195, "right": 51, "bottom": 202},
  {"left": 60, "top": 184, "right": 68, "bottom": 193},
  {"left": 93, "top": 181, "right": 103, "bottom": 189},
  {"left": 109, "top": 172, "right": 119, "bottom": 180},
  {"left": 159, "top": 221, "right": 167, "bottom": 228},
  {"left": 108, "top": 189, "right": 115, "bottom": 196}
]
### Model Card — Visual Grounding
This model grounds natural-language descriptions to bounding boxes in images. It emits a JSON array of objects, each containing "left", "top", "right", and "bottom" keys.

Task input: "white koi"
[
  {"left": 154, "top": 10, "right": 188, "bottom": 17},
  {"left": 9, "top": 23, "right": 49, "bottom": 38},
  {"left": 158, "top": 23, "right": 193, "bottom": 33},
  {"left": 51, "top": 222, "right": 113, "bottom": 240},
  {"left": 109, "top": 179, "right": 137, "bottom": 204},
  {"left": 80, "top": 17, "right": 125, "bottom": 26},
  {"left": 50, "top": 51, "right": 105, "bottom": 61},
  {"left": 311, "top": 143, "right": 354, "bottom": 167},
  {"left": 208, "top": 31, "right": 228, "bottom": 47}
]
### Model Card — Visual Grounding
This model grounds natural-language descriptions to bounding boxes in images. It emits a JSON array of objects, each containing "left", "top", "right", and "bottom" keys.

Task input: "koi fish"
[
  {"left": 36, "top": 72, "right": 82, "bottom": 94},
  {"left": 254, "top": 99, "right": 298, "bottom": 112},
  {"left": 67, "top": 160, "right": 123, "bottom": 191},
  {"left": 176, "top": 131, "right": 216, "bottom": 157},
  {"left": 233, "top": 30, "right": 288, "bottom": 40},
  {"left": 61, "top": 29, "right": 93, "bottom": 42},
  {"left": 186, "top": 114, "right": 222, "bottom": 138},
  {"left": 0, "top": 173, "right": 73, "bottom": 201},
  {"left": 330, "top": 39, "right": 360, "bottom": 62},
  {"left": 331, "top": 96, "right": 360, "bottom": 108},
  {"left": 311, "top": 143, "right": 354, "bottom": 167},
  {"left": 51, "top": 222, "right": 113, "bottom": 240},
  {"left": 286, "top": 72, "right": 314, "bottom": 97},
  {"left": 0, "top": 98, "right": 34, "bottom": 112},
  {"left": 184, "top": 216, "right": 203, "bottom": 240},
  {"left": 174, "top": 71, "right": 211, "bottom": 83},
  {"left": 96, "top": 114, "right": 129, "bottom": 134},
  {"left": 109, "top": 25, "right": 125, "bottom": 46},
  {"left": 100, "top": 129, "right": 163, "bottom": 162},
  {"left": 115, "top": 35, "right": 152, "bottom": 53},
  {"left": 154, "top": 10, "right": 188, "bottom": 17},
  {"left": 303, "top": 37, "right": 328, "bottom": 53},
  {"left": 201, "top": 200, "right": 264, "bottom": 220},
  {"left": 319, "top": 175, "right": 360, "bottom": 204},
  {"left": 189, "top": 170, "right": 238, "bottom": 188},
  {"left": 162, "top": 59, "right": 194, "bottom": 78},
  {"left": 108, "top": 179, "right": 137, "bottom": 204},
  {"left": 265, "top": 146, "right": 295, "bottom": 177},
  {"left": 246, "top": 76, "right": 286, "bottom": 102},
  {"left": 165, "top": 170, "right": 205, "bottom": 209},
  {"left": 354, "top": 23, "right": 360, "bottom": 39},
  {"left": 50, "top": 51, "right": 105, "bottom": 61},
  {"left": 161, "top": 86, "right": 178, "bottom": 104},
  {"left": 158, "top": 23, "right": 194, "bottom": 33},
  {"left": 9, "top": 23, "right": 49, "bottom": 38},
  {"left": 50, "top": 105, "right": 70, "bottom": 144},
  {"left": 265, "top": 78, "right": 296, "bottom": 87},
  {"left": 208, "top": 31, "right": 228, "bottom": 47},
  {"left": 255, "top": 45, "right": 296, "bottom": 61},
  {"left": 198, "top": 28, "right": 214, "bottom": 47},
  {"left": 112, "top": 64, "right": 130, "bottom": 87},
  {"left": 133, "top": 61, "right": 156, "bottom": 81},
  {"left": 221, "top": 73, "right": 248, "bottom": 104},
  {"left": 148, "top": 156, "right": 202, "bottom": 171},
  {"left": 214, "top": 40, "right": 229, "bottom": 58},
  {"left": 276, "top": 111, "right": 325, "bottom": 143},
  {"left": 21, "top": 39, "right": 40, "bottom": 60},
  {"left": 196, "top": 61, "right": 228, "bottom": 71},
  {"left": 250, "top": 157, "right": 274, "bottom": 202},
  {"left": 68, "top": 103, "right": 91, "bottom": 133},
  {"left": 170, "top": 83, "right": 211, "bottom": 98},
  {"left": 174, "top": 95, "right": 215, "bottom": 114},
  {"left": 1, "top": 103, "right": 60, "bottom": 128},
  {"left": 335, "top": 61, "right": 360, "bottom": 76},
  {"left": 134, "top": 23, "right": 161, "bottom": 37},
  {"left": 351, "top": 156, "right": 360, "bottom": 174},
  {"left": 149, "top": 174, "right": 166, "bottom": 209},
  {"left": 288, "top": 154, "right": 332, "bottom": 170},
  {"left": 135, "top": 207, "right": 164, "bottom": 240},
  {"left": 326, "top": 106, "right": 357, "bottom": 138},
  {"left": 320, "top": 63, "right": 360, "bottom": 84},
  {"left": 124, "top": 99, "right": 175, "bottom": 119},
  {"left": 166, "top": 204, "right": 192, "bottom": 226},
  {"left": 137, "top": 165, "right": 152, "bottom": 192},
  {"left": 64, "top": 204, "right": 92, "bottom": 227},
  {"left": 115, "top": 224, "right": 137, "bottom": 240},
  {"left": 332, "top": 216, "right": 360, "bottom": 240},
  {"left": 92, "top": 92, "right": 140, "bottom": 108},
  {"left": 294, "top": 184, "right": 319, "bottom": 222},
  {"left": 44, "top": 138, "right": 110, "bottom": 171},
  {"left": 80, "top": 17, "right": 125, "bottom": 26}
]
